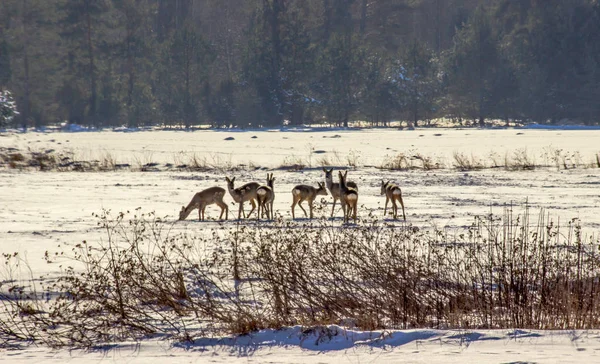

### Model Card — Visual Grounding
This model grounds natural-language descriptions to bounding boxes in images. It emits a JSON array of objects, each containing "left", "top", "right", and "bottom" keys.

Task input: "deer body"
[
  {"left": 179, "top": 186, "right": 228, "bottom": 221},
  {"left": 291, "top": 182, "right": 328, "bottom": 219},
  {"left": 256, "top": 173, "right": 275, "bottom": 220},
  {"left": 381, "top": 180, "right": 406, "bottom": 221},
  {"left": 225, "top": 177, "right": 260, "bottom": 219},
  {"left": 323, "top": 168, "right": 358, "bottom": 218},
  {"left": 339, "top": 170, "right": 358, "bottom": 223}
]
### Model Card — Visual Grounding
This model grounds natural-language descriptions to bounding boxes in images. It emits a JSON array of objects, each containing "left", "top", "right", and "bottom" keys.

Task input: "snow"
[
  {"left": 3, "top": 327, "right": 600, "bottom": 363},
  {"left": 1, "top": 127, "right": 600, "bottom": 362}
]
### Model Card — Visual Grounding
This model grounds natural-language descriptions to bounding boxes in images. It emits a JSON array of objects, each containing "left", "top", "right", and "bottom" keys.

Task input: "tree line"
[{"left": 1, "top": 0, "right": 600, "bottom": 130}]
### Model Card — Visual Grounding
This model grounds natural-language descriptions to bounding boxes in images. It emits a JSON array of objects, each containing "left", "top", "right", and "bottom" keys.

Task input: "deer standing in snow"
[
  {"left": 339, "top": 170, "right": 358, "bottom": 223},
  {"left": 381, "top": 180, "right": 406, "bottom": 221},
  {"left": 256, "top": 173, "right": 275, "bottom": 220},
  {"left": 225, "top": 176, "right": 260, "bottom": 219},
  {"left": 291, "top": 182, "right": 328, "bottom": 219},
  {"left": 179, "top": 187, "right": 229, "bottom": 221},
  {"left": 322, "top": 168, "right": 358, "bottom": 218}
]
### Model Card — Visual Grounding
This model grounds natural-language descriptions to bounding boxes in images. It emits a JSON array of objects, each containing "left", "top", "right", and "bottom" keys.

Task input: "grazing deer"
[
  {"left": 381, "top": 180, "right": 406, "bottom": 221},
  {"left": 322, "top": 168, "right": 358, "bottom": 218},
  {"left": 256, "top": 173, "right": 275, "bottom": 220},
  {"left": 338, "top": 170, "right": 358, "bottom": 223},
  {"left": 291, "top": 182, "right": 328, "bottom": 219},
  {"left": 179, "top": 186, "right": 228, "bottom": 221},
  {"left": 225, "top": 176, "right": 260, "bottom": 219}
]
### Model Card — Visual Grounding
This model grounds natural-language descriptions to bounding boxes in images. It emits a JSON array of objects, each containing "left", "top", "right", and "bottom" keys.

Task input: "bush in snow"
[{"left": 2, "top": 207, "right": 600, "bottom": 348}]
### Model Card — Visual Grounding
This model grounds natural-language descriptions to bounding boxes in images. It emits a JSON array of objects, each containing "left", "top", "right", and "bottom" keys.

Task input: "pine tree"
[
  {"left": 59, "top": 0, "right": 110, "bottom": 127},
  {"left": 442, "top": 5, "right": 499, "bottom": 126}
]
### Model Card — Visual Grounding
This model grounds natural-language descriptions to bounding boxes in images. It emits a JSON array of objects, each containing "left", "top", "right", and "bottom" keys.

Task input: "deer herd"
[{"left": 179, "top": 168, "right": 406, "bottom": 223}]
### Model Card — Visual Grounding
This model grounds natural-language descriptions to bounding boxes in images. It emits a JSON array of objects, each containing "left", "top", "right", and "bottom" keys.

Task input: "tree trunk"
[
  {"left": 323, "top": 0, "right": 332, "bottom": 42},
  {"left": 359, "top": 0, "right": 367, "bottom": 35},
  {"left": 267, "top": 0, "right": 284, "bottom": 125},
  {"left": 21, "top": 0, "right": 31, "bottom": 131},
  {"left": 126, "top": 10, "right": 135, "bottom": 126},
  {"left": 85, "top": 1, "right": 97, "bottom": 128}
]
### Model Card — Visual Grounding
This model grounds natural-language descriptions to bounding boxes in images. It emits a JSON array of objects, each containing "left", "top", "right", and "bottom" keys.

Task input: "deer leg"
[
  {"left": 384, "top": 196, "right": 389, "bottom": 217},
  {"left": 238, "top": 201, "right": 245, "bottom": 219},
  {"left": 198, "top": 203, "right": 204, "bottom": 221},
  {"left": 217, "top": 199, "right": 227, "bottom": 220},
  {"left": 298, "top": 199, "right": 308, "bottom": 218},
  {"left": 291, "top": 199, "right": 297, "bottom": 219},
  {"left": 398, "top": 195, "right": 406, "bottom": 221},
  {"left": 330, "top": 198, "right": 337, "bottom": 218},
  {"left": 247, "top": 198, "right": 257, "bottom": 217}
]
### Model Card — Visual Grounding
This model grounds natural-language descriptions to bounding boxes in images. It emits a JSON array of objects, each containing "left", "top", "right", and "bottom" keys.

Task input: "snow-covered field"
[{"left": 1, "top": 127, "right": 600, "bottom": 362}]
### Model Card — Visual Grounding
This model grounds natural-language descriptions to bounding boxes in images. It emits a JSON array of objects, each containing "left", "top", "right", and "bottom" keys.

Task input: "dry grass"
[
  {"left": 505, "top": 148, "right": 535, "bottom": 170},
  {"left": 279, "top": 155, "right": 306, "bottom": 171},
  {"left": 452, "top": 152, "right": 484, "bottom": 171},
  {"left": 1, "top": 145, "right": 598, "bottom": 173},
  {"left": 381, "top": 152, "right": 443, "bottom": 170},
  {"left": 2, "top": 207, "right": 600, "bottom": 348}
]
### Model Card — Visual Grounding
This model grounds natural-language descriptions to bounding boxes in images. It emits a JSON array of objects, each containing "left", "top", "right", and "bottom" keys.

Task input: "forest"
[{"left": 1, "top": 0, "right": 600, "bottom": 129}]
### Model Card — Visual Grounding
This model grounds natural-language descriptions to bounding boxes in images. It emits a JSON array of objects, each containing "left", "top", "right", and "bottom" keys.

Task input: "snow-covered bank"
[
  {"left": 4, "top": 327, "right": 599, "bottom": 363},
  {"left": 1, "top": 129, "right": 600, "bottom": 362}
]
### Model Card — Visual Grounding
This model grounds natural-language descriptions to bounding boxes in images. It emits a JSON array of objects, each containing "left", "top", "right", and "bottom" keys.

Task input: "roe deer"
[
  {"left": 339, "top": 170, "right": 358, "bottom": 223},
  {"left": 323, "top": 168, "right": 358, "bottom": 217},
  {"left": 381, "top": 180, "right": 406, "bottom": 221},
  {"left": 256, "top": 173, "right": 275, "bottom": 220},
  {"left": 225, "top": 176, "right": 260, "bottom": 219},
  {"left": 291, "top": 182, "right": 328, "bottom": 219},
  {"left": 179, "top": 186, "right": 228, "bottom": 221}
]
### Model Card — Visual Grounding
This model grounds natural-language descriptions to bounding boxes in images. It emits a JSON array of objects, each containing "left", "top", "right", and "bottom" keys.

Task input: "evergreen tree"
[
  {"left": 394, "top": 40, "right": 439, "bottom": 127},
  {"left": 442, "top": 5, "right": 499, "bottom": 126},
  {"left": 360, "top": 54, "right": 394, "bottom": 126},
  {"left": 113, "top": 0, "right": 158, "bottom": 127},
  {"left": 0, "top": 36, "right": 10, "bottom": 90},
  {"left": 156, "top": 21, "right": 214, "bottom": 128},
  {"left": 315, "top": 33, "right": 364, "bottom": 127},
  {"left": 59, "top": 0, "right": 110, "bottom": 127},
  {"left": 0, "top": 90, "right": 18, "bottom": 129}
]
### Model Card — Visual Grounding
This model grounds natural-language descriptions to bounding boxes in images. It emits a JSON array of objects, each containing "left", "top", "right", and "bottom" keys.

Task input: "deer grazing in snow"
[
  {"left": 225, "top": 176, "right": 260, "bottom": 219},
  {"left": 339, "top": 170, "right": 358, "bottom": 223},
  {"left": 179, "top": 186, "right": 229, "bottom": 221},
  {"left": 323, "top": 168, "right": 358, "bottom": 218},
  {"left": 256, "top": 173, "right": 275, "bottom": 220},
  {"left": 291, "top": 182, "right": 328, "bottom": 219},
  {"left": 381, "top": 180, "right": 406, "bottom": 221}
]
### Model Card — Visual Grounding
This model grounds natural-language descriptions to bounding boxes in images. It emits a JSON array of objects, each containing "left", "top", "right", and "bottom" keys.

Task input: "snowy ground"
[
  {"left": 1, "top": 127, "right": 600, "bottom": 362},
  {"left": 3, "top": 327, "right": 600, "bottom": 363}
]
